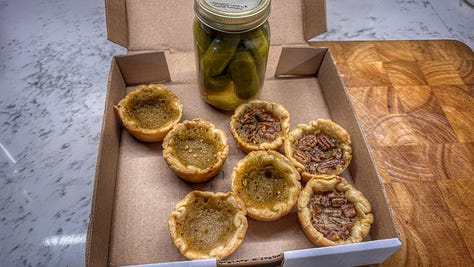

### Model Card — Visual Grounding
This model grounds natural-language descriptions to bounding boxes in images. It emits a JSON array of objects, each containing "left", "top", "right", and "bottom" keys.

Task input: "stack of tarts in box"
[{"left": 115, "top": 87, "right": 374, "bottom": 260}]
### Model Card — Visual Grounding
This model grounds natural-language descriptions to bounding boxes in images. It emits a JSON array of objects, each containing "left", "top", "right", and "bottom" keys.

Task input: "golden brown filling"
[
  {"left": 308, "top": 190, "right": 357, "bottom": 241},
  {"left": 237, "top": 107, "right": 282, "bottom": 144},
  {"left": 239, "top": 164, "right": 289, "bottom": 206},
  {"left": 172, "top": 127, "right": 219, "bottom": 169},
  {"left": 179, "top": 196, "right": 236, "bottom": 252},
  {"left": 293, "top": 133, "right": 344, "bottom": 174},
  {"left": 126, "top": 92, "right": 178, "bottom": 129}
]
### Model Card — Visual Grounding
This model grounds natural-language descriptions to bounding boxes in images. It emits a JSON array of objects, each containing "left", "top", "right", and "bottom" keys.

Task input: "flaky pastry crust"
[
  {"left": 114, "top": 84, "right": 183, "bottom": 142},
  {"left": 162, "top": 118, "right": 229, "bottom": 182},
  {"left": 231, "top": 150, "right": 301, "bottom": 221},
  {"left": 284, "top": 119, "right": 352, "bottom": 181},
  {"left": 230, "top": 100, "right": 290, "bottom": 153},
  {"left": 298, "top": 176, "right": 374, "bottom": 247},
  {"left": 168, "top": 191, "right": 248, "bottom": 260}
]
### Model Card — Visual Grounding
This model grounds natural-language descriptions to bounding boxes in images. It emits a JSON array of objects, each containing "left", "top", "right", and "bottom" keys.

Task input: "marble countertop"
[{"left": 1, "top": 0, "right": 472, "bottom": 266}]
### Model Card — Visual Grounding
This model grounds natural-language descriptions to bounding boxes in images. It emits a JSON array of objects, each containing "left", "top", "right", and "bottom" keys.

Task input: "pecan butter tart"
[
  {"left": 298, "top": 176, "right": 374, "bottom": 247},
  {"left": 231, "top": 150, "right": 301, "bottom": 221},
  {"left": 114, "top": 84, "right": 183, "bottom": 142},
  {"left": 168, "top": 191, "right": 248, "bottom": 260},
  {"left": 230, "top": 100, "right": 290, "bottom": 153},
  {"left": 284, "top": 119, "right": 352, "bottom": 181},
  {"left": 163, "top": 118, "right": 229, "bottom": 182}
]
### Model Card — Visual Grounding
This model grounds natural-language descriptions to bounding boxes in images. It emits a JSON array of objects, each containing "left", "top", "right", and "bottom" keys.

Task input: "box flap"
[
  {"left": 115, "top": 52, "right": 171, "bottom": 85},
  {"left": 105, "top": 0, "right": 327, "bottom": 51},
  {"left": 275, "top": 46, "right": 327, "bottom": 77}
]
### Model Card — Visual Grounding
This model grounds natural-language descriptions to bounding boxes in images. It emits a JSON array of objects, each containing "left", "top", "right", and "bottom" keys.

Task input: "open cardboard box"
[{"left": 86, "top": 0, "right": 401, "bottom": 266}]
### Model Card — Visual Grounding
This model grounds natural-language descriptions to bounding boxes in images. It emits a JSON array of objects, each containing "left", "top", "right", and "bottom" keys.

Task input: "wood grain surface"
[{"left": 312, "top": 40, "right": 474, "bottom": 266}]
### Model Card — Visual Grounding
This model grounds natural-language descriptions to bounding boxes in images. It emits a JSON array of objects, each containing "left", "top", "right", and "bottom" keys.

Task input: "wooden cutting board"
[{"left": 311, "top": 40, "right": 474, "bottom": 266}]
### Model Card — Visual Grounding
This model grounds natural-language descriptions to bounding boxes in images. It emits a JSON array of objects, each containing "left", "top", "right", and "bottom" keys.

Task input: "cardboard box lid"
[{"left": 105, "top": 0, "right": 327, "bottom": 51}]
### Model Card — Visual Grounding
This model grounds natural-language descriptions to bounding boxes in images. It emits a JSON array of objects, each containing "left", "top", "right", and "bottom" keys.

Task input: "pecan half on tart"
[
  {"left": 284, "top": 119, "right": 352, "bottom": 181},
  {"left": 168, "top": 191, "right": 248, "bottom": 260},
  {"left": 114, "top": 84, "right": 183, "bottom": 142},
  {"left": 230, "top": 100, "right": 290, "bottom": 153},
  {"left": 298, "top": 176, "right": 374, "bottom": 247},
  {"left": 231, "top": 150, "right": 301, "bottom": 221},
  {"left": 162, "top": 118, "right": 229, "bottom": 183}
]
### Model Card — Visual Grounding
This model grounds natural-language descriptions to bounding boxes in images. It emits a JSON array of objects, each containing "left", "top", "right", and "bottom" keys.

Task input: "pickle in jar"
[
  {"left": 199, "top": 41, "right": 232, "bottom": 92},
  {"left": 193, "top": 0, "right": 271, "bottom": 109},
  {"left": 203, "top": 35, "right": 240, "bottom": 77},
  {"left": 204, "top": 69, "right": 232, "bottom": 92},
  {"left": 242, "top": 28, "right": 269, "bottom": 68},
  {"left": 229, "top": 50, "right": 260, "bottom": 100}
]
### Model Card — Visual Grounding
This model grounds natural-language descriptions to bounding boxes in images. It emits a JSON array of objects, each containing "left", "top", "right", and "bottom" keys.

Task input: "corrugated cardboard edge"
[
  {"left": 85, "top": 57, "right": 125, "bottom": 267},
  {"left": 218, "top": 254, "right": 284, "bottom": 267}
]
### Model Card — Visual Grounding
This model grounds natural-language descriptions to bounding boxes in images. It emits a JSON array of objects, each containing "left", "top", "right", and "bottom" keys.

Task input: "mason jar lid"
[{"left": 194, "top": 0, "right": 271, "bottom": 33}]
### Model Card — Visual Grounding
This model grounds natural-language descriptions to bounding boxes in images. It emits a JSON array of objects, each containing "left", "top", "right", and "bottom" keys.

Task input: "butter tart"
[
  {"left": 162, "top": 118, "right": 229, "bottom": 182},
  {"left": 115, "top": 84, "right": 183, "bottom": 142},
  {"left": 231, "top": 150, "right": 301, "bottom": 221},
  {"left": 284, "top": 119, "right": 352, "bottom": 181},
  {"left": 168, "top": 191, "right": 248, "bottom": 260},
  {"left": 298, "top": 176, "right": 374, "bottom": 247},
  {"left": 230, "top": 100, "right": 290, "bottom": 153}
]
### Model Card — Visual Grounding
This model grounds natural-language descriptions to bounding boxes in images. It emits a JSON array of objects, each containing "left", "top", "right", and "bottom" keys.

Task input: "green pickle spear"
[
  {"left": 243, "top": 28, "right": 269, "bottom": 69},
  {"left": 229, "top": 50, "right": 260, "bottom": 100},
  {"left": 203, "top": 35, "right": 240, "bottom": 77}
]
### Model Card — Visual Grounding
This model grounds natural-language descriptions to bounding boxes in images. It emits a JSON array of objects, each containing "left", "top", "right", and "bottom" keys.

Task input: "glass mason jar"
[{"left": 193, "top": 0, "right": 271, "bottom": 110}]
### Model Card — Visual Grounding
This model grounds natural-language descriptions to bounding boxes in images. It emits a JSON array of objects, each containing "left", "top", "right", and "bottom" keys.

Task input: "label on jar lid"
[{"left": 205, "top": 0, "right": 261, "bottom": 13}]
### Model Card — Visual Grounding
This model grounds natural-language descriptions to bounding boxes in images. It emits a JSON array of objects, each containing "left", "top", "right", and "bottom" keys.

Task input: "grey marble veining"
[
  {"left": 0, "top": 0, "right": 472, "bottom": 266},
  {"left": 0, "top": 0, "right": 125, "bottom": 266},
  {"left": 310, "top": 0, "right": 474, "bottom": 48}
]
